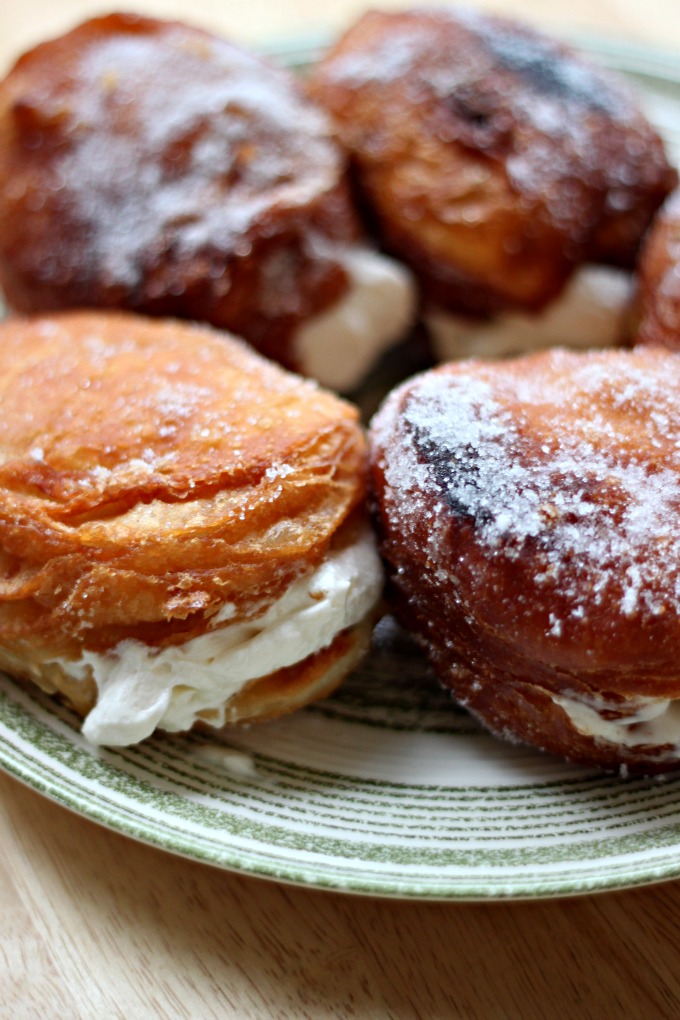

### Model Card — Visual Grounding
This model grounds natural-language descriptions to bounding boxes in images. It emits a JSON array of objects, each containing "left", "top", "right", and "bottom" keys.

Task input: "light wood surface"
[
  {"left": 1, "top": 2, "right": 680, "bottom": 1018},
  {"left": 0, "top": 0, "right": 679, "bottom": 71}
]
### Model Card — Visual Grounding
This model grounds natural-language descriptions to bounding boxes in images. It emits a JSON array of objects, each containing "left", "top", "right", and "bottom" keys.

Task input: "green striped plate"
[{"left": 1, "top": 37, "right": 680, "bottom": 900}]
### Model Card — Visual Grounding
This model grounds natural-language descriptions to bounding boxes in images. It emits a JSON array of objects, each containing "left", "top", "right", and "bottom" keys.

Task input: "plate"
[{"left": 1, "top": 36, "right": 680, "bottom": 901}]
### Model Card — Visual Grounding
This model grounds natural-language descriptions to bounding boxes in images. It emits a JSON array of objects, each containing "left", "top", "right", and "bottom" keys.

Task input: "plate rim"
[{"left": 1, "top": 31, "right": 680, "bottom": 902}]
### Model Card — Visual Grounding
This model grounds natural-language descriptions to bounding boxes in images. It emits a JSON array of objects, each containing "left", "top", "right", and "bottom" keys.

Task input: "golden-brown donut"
[
  {"left": 0, "top": 310, "right": 384, "bottom": 745},
  {"left": 635, "top": 191, "right": 680, "bottom": 350},
  {"left": 0, "top": 13, "right": 414, "bottom": 390},
  {"left": 369, "top": 346, "right": 680, "bottom": 772},
  {"left": 310, "top": 8, "right": 676, "bottom": 318}
]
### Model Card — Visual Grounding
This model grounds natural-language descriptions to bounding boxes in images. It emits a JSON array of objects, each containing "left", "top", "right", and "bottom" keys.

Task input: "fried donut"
[
  {"left": 370, "top": 347, "right": 680, "bottom": 772},
  {"left": 0, "top": 13, "right": 414, "bottom": 390},
  {"left": 310, "top": 8, "right": 676, "bottom": 318},
  {"left": 0, "top": 310, "right": 384, "bottom": 746},
  {"left": 635, "top": 191, "right": 680, "bottom": 350}
]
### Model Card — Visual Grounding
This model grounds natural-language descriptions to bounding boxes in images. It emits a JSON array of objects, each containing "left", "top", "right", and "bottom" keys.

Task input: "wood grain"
[
  {"left": 3, "top": 766, "right": 680, "bottom": 1019},
  {"left": 0, "top": 1, "right": 679, "bottom": 1017}
]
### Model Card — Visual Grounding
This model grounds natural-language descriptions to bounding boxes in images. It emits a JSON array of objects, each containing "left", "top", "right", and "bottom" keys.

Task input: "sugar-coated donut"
[
  {"left": 0, "top": 310, "right": 384, "bottom": 745},
  {"left": 0, "top": 13, "right": 414, "bottom": 390},
  {"left": 310, "top": 8, "right": 676, "bottom": 318},
  {"left": 370, "top": 346, "right": 680, "bottom": 772}
]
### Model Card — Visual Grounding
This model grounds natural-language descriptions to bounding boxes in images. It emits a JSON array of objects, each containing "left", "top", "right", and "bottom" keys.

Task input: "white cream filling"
[
  {"left": 53, "top": 525, "right": 383, "bottom": 747},
  {"left": 295, "top": 247, "right": 416, "bottom": 391},
  {"left": 426, "top": 265, "right": 633, "bottom": 362},
  {"left": 551, "top": 690, "right": 680, "bottom": 753}
]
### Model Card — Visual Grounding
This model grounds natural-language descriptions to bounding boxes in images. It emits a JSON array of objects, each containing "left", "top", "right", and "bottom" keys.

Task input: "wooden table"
[{"left": 1, "top": 1, "right": 680, "bottom": 1017}]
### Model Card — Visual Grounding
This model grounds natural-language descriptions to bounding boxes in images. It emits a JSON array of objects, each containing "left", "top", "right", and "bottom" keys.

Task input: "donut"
[
  {"left": 0, "top": 310, "right": 384, "bottom": 746},
  {"left": 0, "top": 13, "right": 415, "bottom": 391},
  {"left": 635, "top": 191, "right": 680, "bottom": 350},
  {"left": 369, "top": 346, "right": 680, "bottom": 772},
  {"left": 310, "top": 8, "right": 676, "bottom": 320}
]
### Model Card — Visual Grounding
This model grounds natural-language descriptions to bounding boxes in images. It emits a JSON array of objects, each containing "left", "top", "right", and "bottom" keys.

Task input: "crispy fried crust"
[
  {"left": 635, "top": 191, "right": 680, "bottom": 350},
  {"left": 0, "top": 13, "right": 361, "bottom": 371},
  {"left": 0, "top": 310, "right": 369, "bottom": 678},
  {"left": 369, "top": 347, "right": 680, "bottom": 771},
  {"left": 310, "top": 8, "right": 677, "bottom": 316}
]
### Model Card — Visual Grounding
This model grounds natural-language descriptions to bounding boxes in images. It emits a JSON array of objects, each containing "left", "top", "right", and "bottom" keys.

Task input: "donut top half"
[
  {"left": 370, "top": 347, "right": 680, "bottom": 695},
  {"left": 0, "top": 311, "right": 367, "bottom": 657},
  {"left": 0, "top": 13, "right": 360, "bottom": 368},
  {"left": 311, "top": 7, "right": 677, "bottom": 315}
]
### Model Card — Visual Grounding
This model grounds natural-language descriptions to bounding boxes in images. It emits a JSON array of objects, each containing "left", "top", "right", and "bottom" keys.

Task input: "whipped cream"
[
  {"left": 54, "top": 525, "right": 383, "bottom": 746},
  {"left": 551, "top": 690, "right": 680, "bottom": 754},
  {"left": 295, "top": 247, "right": 416, "bottom": 391},
  {"left": 426, "top": 265, "right": 632, "bottom": 362}
]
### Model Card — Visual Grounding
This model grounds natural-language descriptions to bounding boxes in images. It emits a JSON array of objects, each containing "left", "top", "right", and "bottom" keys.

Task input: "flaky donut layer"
[
  {"left": 370, "top": 347, "right": 680, "bottom": 771},
  {"left": 0, "top": 311, "right": 371, "bottom": 681}
]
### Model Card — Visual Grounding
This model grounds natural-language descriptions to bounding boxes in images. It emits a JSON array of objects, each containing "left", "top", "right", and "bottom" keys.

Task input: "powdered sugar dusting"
[
  {"left": 318, "top": 7, "right": 672, "bottom": 245},
  {"left": 372, "top": 349, "right": 680, "bottom": 621},
  {"left": 18, "top": 18, "right": 342, "bottom": 293}
]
